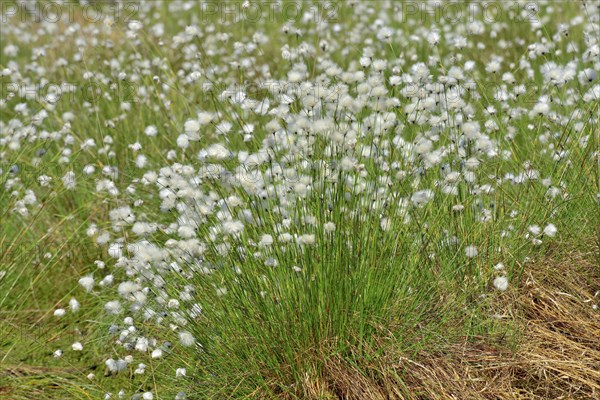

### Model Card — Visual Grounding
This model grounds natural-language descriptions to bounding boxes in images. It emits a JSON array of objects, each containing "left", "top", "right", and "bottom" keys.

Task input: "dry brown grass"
[{"left": 294, "top": 245, "right": 600, "bottom": 400}]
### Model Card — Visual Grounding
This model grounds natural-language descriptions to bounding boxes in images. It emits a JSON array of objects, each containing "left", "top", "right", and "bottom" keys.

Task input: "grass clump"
[{"left": 0, "top": 1, "right": 598, "bottom": 398}]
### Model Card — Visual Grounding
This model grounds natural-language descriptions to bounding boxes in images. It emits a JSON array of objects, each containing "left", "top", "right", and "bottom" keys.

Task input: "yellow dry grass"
[{"left": 295, "top": 245, "right": 600, "bottom": 399}]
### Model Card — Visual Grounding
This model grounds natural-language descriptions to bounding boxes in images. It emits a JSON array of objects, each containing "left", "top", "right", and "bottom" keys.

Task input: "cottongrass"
[{"left": 0, "top": 0, "right": 597, "bottom": 398}]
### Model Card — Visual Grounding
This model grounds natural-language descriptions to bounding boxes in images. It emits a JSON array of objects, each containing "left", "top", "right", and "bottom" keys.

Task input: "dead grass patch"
[{"left": 291, "top": 245, "right": 599, "bottom": 399}]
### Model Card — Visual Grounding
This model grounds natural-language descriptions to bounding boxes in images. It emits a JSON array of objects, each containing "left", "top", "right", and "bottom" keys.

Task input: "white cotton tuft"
[
  {"left": 465, "top": 246, "right": 478, "bottom": 258},
  {"left": 543, "top": 223, "right": 557, "bottom": 237},
  {"left": 108, "top": 243, "right": 123, "bottom": 258},
  {"left": 144, "top": 125, "right": 157, "bottom": 137},
  {"left": 528, "top": 225, "right": 541, "bottom": 236},
  {"left": 118, "top": 281, "right": 141, "bottom": 297},
  {"left": 79, "top": 275, "right": 95, "bottom": 292},
  {"left": 324, "top": 222, "right": 336, "bottom": 233},
  {"left": 177, "top": 134, "right": 189, "bottom": 149},
  {"left": 105, "top": 358, "right": 117, "bottom": 372},
  {"left": 104, "top": 300, "right": 122, "bottom": 315},
  {"left": 184, "top": 119, "right": 200, "bottom": 135},
  {"left": 69, "top": 298, "right": 80, "bottom": 313},
  {"left": 411, "top": 189, "right": 434, "bottom": 206},
  {"left": 493, "top": 276, "right": 509, "bottom": 291},
  {"left": 151, "top": 349, "right": 163, "bottom": 359},
  {"left": 135, "top": 337, "right": 149, "bottom": 352},
  {"left": 134, "top": 363, "right": 146, "bottom": 374},
  {"left": 259, "top": 234, "right": 274, "bottom": 247},
  {"left": 178, "top": 331, "right": 196, "bottom": 347},
  {"left": 297, "top": 234, "right": 316, "bottom": 245}
]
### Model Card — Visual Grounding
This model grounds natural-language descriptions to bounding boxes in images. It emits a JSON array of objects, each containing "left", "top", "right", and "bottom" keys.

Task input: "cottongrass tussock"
[{"left": 1, "top": 0, "right": 598, "bottom": 398}]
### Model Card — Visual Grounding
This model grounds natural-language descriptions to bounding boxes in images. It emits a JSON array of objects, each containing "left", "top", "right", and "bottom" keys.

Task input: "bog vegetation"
[{"left": 0, "top": 1, "right": 598, "bottom": 399}]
